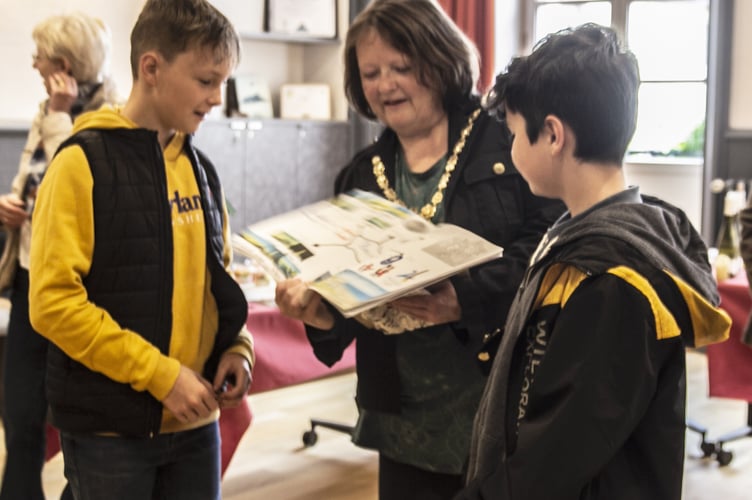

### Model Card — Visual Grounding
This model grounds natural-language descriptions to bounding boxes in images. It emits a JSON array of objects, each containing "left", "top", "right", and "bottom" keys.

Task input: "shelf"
[{"left": 238, "top": 31, "right": 340, "bottom": 45}]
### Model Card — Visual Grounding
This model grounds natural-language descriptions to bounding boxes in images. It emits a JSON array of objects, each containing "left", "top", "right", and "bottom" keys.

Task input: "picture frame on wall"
[
  {"left": 210, "top": 0, "right": 264, "bottom": 34},
  {"left": 280, "top": 84, "right": 331, "bottom": 120},
  {"left": 234, "top": 75, "right": 274, "bottom": 119},
  {"left": 267, "top": 0, "right": 337, "bottom": 39}
]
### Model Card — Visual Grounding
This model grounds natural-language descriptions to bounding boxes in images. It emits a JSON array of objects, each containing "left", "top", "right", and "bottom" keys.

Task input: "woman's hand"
[
  {"left": 389, "top": 279, "right": 461, "bottom": 325},
  {"left": 46, "top": 71, "right": 78, "bottom": 113},
  {"left": 0, "top": 193, "right": 29, "bottom": 228},
  {"left": 275, "top": 278, "right": 334, "bottom": 330}
]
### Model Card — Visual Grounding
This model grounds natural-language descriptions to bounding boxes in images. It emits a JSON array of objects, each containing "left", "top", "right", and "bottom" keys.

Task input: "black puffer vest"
[{"left": 45, "top": 128, "right": 247, "bottom": 437}]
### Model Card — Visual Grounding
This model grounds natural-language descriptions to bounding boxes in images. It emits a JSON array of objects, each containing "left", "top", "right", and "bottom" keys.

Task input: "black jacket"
[
  {"left": 306, "top": 99, "right": 565, "bottom": 413},
  {"left": 460, "top": 188, "right": 731, "bottom": 500},
  {"left": 45, "top": 129, "right": 248, "bottom": 437}
]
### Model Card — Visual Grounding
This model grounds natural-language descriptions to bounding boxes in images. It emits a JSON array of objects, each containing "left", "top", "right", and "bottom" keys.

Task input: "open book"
[{"left": 232, "top": 189, "right": 503, "bottom": 318}]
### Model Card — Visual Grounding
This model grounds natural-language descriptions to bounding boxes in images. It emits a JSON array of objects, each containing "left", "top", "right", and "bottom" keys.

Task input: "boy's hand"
[
  {"left": 212, "top": 352, "right": 252, "bottom": 409},
  {"left": 162, "top": 365, "right": 219, "bottom": 423}
]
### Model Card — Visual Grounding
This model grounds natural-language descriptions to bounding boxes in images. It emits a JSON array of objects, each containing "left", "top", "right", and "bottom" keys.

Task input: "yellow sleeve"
[
  {"left": 219, "top": 192, "right": 255, "bottom": 370},
  {"left": 29, "top": 145, "right": 181, "bottom": 401},
  {"left": 221, "top": 189, "right": 234, "bottom": 268}
]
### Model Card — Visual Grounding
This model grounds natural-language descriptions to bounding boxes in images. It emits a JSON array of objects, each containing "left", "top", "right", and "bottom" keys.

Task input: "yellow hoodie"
[{"left": 29, "top": 105, "right": 254, "bottom": 433}]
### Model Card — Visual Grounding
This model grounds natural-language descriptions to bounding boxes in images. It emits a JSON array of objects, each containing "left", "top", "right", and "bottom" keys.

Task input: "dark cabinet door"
[
  {"left": 295, "top": 121, "right": 352, "bottom": 206},
  {"left": 194, "top": 119, "right": 354, "bottom": 231},
  {"left": 193, "top": 120, "right": 247, "bottom": 232}
]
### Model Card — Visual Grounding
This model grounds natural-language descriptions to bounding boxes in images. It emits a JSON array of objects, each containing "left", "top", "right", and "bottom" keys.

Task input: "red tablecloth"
[
  {"left": 707, "top": 272, "right": 752, "bottom": 401},
  {"left": 45, "top": 302, "right": 356, "bottom": 476}
]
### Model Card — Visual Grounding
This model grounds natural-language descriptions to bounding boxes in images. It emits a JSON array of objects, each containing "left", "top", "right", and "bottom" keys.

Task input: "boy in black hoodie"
[{"left": 458, "top": 23, "right": 730, "bottom": 500}]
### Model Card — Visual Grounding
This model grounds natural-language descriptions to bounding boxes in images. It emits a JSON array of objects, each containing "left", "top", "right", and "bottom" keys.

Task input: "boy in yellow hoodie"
[{"left": 28, "top": 1, "right": 254, "bottom": 498}]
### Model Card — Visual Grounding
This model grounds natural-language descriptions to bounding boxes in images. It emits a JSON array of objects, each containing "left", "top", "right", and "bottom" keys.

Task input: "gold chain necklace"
[{"left": 372, "top": 108, "right": 481, "bottom": 221}]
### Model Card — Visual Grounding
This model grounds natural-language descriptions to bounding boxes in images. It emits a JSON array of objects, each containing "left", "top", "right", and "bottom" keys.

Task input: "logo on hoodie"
[{"left": 170, "top": 190, "right": 203, "bottom": 226}]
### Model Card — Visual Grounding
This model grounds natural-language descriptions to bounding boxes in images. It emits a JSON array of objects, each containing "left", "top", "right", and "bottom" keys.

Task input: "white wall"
[
  {"left": 232, "top": 0, "right": 349, "bottom": 121},
  {"left": 0, "top": 0, "right": 349, "bottom": 128},
  {"left": 728, "top": 0, "right": 752, "bottom": 129},
  {"left": 0, "top": 0, "right": 143, "bottom": 128},
  {"left": 625, "top": 159, "right": 704, "bottom": 232}
]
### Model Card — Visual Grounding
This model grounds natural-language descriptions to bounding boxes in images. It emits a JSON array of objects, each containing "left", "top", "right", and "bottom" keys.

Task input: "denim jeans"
[
  {"left": 0, "top": 268, "right": 63, "bottom": 500},
  {"left": 61, "top": 422, "right": 221, "bottom": 500}
]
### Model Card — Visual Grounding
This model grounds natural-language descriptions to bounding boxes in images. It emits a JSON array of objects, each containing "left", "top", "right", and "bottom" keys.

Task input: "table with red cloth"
[
  {"left": 44, "top": 302, "right": 356, "bottom": 476},
  {"left": 707, "top": 272, "right": 752, "bottom": 401}
]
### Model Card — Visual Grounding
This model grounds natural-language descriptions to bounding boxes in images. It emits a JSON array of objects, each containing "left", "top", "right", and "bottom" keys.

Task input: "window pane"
[
  {"left": 629, "top": 82, "right": 706, "bottom": 157},
  {"left": 628, "top": 1, "right": 708, "bottom": 81},
  {"left": 534, "top": 2, "right": 611, "bottom": 44}
]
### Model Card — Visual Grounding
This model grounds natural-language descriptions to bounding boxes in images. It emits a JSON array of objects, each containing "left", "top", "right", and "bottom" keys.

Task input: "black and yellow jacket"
[
  {"left": 460, "top": 187, "right": 730, "bottom": 500},
  {"left": 29, "top": 106, "right": 254, "bottom": 437}
]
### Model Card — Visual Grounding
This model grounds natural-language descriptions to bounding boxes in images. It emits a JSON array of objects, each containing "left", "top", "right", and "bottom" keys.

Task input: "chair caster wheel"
[
  {"left": 700, "top": 441, "right": 716, "bottom": 458},
  {"left": 716, "top": 449, "right": 733, "bottom": 466},
  {"left": 302, "top": 430, "right": 318, "bottom": 447}
]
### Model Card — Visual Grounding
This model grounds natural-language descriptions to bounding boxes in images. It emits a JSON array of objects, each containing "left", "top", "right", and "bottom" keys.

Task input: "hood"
[
  {"left": 72, "top": 105, "right": 138, "bottom": 134},
  {"left": 545, "top": 190, "right": 730, "bottom": 347}
]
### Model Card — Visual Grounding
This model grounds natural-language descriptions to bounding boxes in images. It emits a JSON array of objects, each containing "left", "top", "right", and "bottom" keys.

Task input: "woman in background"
[
  {"left": 0, "top": 12, "right": 118, "bottom": 500},
  {"left": 275, "top": 1, "right": 563, "bottom": 498}
]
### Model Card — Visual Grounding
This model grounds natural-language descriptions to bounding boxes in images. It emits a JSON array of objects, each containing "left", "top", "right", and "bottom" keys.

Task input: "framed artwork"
[
  {"left": 210, "top": 0, "right": 264, "bottom": 34},
  {"left": 267, "top": 0, "right": 337, "bottom": 39},
  {"left": 234, "top": 75, "right": 274, "bottom": 119},
  {"left": 280, "top": 84, "right": 331, "bottom": 120}
]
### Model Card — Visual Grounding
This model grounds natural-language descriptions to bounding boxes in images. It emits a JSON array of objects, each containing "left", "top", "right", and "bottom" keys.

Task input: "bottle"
[
  {"left": 225, "top": 77, "right": 240, "bottom": 118},
  {"left": 714, "top": 188, "right": 744, "bottom": 280}
]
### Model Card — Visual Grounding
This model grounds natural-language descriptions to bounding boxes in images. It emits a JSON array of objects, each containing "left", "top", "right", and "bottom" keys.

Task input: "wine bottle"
[
  {"left": 714, "top": 189, "right": 744, "bottom": 280},
  {"left": 225, "top": 77, "right": 240, "bottom": 118}
]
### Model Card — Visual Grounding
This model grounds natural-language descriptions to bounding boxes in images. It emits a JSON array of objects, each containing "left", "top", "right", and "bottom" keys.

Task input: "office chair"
[
  {"left": 302, "top": 418, "right": 354, "bottom": 447},
  {"left": 686, "top": 418, "right": 718, "bottom": 459},
  {"left": 711, "top": 403, "right": 752, "bottom": 466}
]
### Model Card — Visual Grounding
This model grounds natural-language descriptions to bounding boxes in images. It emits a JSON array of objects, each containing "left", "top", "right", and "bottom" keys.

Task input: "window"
[{"left": 523, "top": 0, "right": 709, "bottom": 159}]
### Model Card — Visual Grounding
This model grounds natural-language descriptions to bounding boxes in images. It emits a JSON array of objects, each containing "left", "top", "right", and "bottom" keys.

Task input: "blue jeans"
[
  {"left": 0, "top": 268, "right": 71, "bottom": 500},
  {"left": 60, "top": 422, "right": 221, "bottom": 500}
]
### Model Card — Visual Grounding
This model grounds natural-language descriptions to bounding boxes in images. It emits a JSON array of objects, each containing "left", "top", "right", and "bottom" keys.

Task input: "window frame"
[{"left": 522, "top": 0, "right": 709, "bottom": 160}]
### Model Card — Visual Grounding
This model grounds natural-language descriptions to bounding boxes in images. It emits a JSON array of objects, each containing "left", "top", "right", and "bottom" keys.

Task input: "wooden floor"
[{"left": 1, "top": 350, "right": 751, "bottom": 499}]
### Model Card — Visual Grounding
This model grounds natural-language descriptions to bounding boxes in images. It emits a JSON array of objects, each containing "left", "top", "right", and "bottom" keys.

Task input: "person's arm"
[
  {"left": 275, "top": 278, "right": 359, "bottom": 366},
  {"left": 29, "top": 145, "right": 181, "bottom": 402},
  {"left": 220, "top": 187, "right": 255, "bottom": 369},
  {"left": 39, "top": 71, "right": 79, "bottom": 160},
  {"left": 455, "top": 175, "right": 563, "bottom": 333},
  {"left": 460, "top": 273, "right": 677, "bottom": 499},
  {"left": 0, "top": 105, "right": 68, "bottom": 228}
]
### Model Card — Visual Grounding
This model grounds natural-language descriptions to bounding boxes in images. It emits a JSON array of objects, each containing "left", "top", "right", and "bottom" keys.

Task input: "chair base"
[
  {"left": 687, "top": 403, "right": 752, "bottom": 467},
  {"left": 302, "top": 418, "right": 354, "bottom": 447}
]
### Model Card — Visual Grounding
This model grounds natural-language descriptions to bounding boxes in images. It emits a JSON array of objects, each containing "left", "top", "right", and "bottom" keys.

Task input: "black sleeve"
[{"left": 465, "top": 273, "right": 681, "bottom": 499}]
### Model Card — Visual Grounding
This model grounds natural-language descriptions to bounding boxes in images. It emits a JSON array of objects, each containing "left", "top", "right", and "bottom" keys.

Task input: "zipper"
[{"left": 149, "top": 133, "right": 173, "bottom": 436}]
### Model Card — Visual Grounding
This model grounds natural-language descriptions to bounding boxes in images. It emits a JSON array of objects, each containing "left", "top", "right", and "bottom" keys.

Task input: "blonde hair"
[{"left": 32, "top": 12, "right": 112, "bottom": 85}]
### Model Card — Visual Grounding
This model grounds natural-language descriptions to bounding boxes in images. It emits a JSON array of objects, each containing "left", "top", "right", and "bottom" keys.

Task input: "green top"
[
  {"left": 394, "top": 149, "right": 447, "bottom": 224},
  {"left": 350, "top": 148, "right": 484, "bottom": 474}
]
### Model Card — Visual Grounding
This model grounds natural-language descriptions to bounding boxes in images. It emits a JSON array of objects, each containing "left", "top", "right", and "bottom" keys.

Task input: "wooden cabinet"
[{"left": 193, "top": 119, "right": 353, "bottom": 231}]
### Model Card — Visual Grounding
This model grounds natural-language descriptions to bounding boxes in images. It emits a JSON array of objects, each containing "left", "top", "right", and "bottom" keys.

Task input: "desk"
[
  {"left": 707, "top": 273, "right": 752, "bottom": 401},
  {"left": 45, "top": 302, "right": 356, "bottom": 476}
]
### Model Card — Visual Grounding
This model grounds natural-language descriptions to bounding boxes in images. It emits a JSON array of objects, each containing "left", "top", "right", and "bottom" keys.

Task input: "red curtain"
[{"left": 437, "top": 0, "right": 495, "bottom": 92}]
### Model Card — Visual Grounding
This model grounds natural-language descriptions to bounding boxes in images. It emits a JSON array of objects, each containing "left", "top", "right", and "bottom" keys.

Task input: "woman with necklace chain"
[{"left": 275, "top": 1, "right": 563, "bottom": 498}]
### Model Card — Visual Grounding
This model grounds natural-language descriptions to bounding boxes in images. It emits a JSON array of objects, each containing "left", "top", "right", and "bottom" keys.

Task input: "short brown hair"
[
  {"left": 130, "top": 0, "right": 240, "bottom": 80},
  {"left": 344, "top": 0, "right": 479, "bottom": 120}
]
